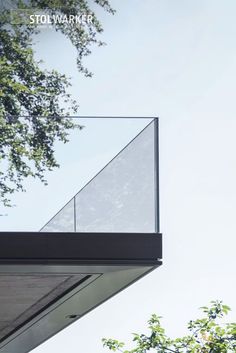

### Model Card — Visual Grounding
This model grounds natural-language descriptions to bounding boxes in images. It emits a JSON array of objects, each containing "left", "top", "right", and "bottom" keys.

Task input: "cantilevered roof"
[{"left": 0, "top": 117, "right": 162, "bottom": 353}]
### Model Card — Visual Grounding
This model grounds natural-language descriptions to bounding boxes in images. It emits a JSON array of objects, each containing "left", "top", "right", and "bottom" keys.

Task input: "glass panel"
[
  {"left": 41, "top": 199, "right": 74, "bottom": 232},
  {"left": 40, "top": 118, "right": 157, "bottom": 233},
  {"left": 75, "top": 120, "right": 155, "bottom": 233}
]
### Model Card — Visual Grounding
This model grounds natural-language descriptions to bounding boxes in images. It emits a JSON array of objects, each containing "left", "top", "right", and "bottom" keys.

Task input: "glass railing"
[{"left": 41, "top": 117, "right": 159, "bottom": 233}]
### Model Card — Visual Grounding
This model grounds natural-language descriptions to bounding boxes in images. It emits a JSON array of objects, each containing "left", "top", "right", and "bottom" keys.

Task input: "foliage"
[
  {"left": 0, "top": 0, "right": 114, "bottom": 206},
  {"left": 103, "top": 301, "right": 236, "bottom": 353}
]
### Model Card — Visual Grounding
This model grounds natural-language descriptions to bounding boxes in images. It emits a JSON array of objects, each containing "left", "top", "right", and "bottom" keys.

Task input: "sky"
[{"left": 1, "top": 0, "right": 236, "bottom": 352}]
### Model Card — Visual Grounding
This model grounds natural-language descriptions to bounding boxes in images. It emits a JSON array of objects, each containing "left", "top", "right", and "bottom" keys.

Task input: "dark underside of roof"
[{"left": 0, "top": 232, "right": 162, "bottom": 353}]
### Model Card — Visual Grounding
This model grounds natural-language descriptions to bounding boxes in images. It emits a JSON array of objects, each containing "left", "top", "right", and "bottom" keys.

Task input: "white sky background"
[{"left": 1, "top": 0, "right": 236, "bottom": 352}]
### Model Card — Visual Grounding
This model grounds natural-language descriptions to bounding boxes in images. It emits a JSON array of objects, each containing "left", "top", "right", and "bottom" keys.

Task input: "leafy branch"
[
  {"left": 0, "top": 0, "right": 114, "bottom": 206},
  {"left": 103, "top": 301, "right": 236, "bottom": 353}
]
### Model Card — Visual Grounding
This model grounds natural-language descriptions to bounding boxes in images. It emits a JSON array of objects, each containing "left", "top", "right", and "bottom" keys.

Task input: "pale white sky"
[{"left": 1, "top": 1, "right": 236, "bottom": 352}]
